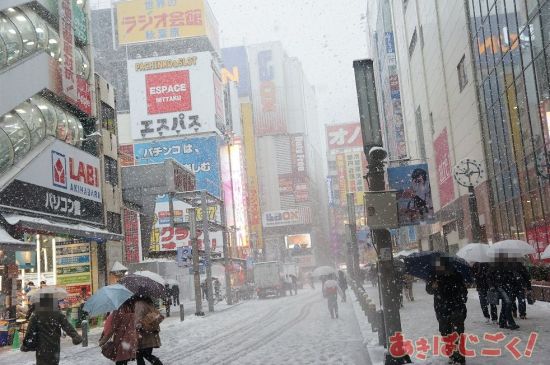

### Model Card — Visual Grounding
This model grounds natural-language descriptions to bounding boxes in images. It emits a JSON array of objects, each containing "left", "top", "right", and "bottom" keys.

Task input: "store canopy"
[
  {"left": 2, "top": 214, "right": 124, "bottom": 242},
  {"left": 0, "top": 226, "right": 34, "bottom": 250}
]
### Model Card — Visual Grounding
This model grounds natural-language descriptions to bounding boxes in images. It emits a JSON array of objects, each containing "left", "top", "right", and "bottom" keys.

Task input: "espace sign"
[
  {"left": 146, "top": 70, "right": 191, "bottom": 114},
  {"left": 18, "top": 140, "right": 102, "bottom": 203}
]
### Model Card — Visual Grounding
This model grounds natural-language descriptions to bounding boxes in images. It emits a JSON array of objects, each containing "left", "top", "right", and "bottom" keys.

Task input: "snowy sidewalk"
[{"left": 352, "top": 282, "right": 550, "bottom": 365}]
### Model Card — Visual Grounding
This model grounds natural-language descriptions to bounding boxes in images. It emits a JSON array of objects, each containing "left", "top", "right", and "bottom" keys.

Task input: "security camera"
[{"left": 369, "top": 146, "right": 388, "bottom": 161}]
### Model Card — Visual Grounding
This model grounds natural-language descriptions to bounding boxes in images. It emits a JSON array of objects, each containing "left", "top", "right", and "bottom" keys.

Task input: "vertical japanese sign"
[
  {"left": 291, "top": 134, "right": 306, "bottom": 176},
  {"left": 248, "top": 42, "right": 287, "bottom": 136},
  {"left": 56, "top": 241, "right": 92, "bottom": 306},
  {"left": 59, "top": 0, "right": 76, "bottom": 102},
  {"left": 128, "top": 52, "right": 223, "bottom": 140},
  {"left": 326, "top": 123, "right": 363, "bottom": 153},
  {"left": 221, "top": 46, "right": 251, "bottom": 97},
  {"left": 434, "top": 128, "right": 454, "bottom": 207},
  {"left": 123, "top": 209, "right": 141, "bottom": 263},
  {"left": 116, "top": 0, "right": 208, "bottom": 44},
  {"left": 336, "top": 153, "right": 348, "bottom": 205}
]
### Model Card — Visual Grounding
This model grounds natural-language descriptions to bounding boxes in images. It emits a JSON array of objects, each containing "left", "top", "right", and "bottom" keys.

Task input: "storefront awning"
[
  {"left": 0, "top": 226, "right": 34, "bottom": 250},
  {"left": 2, "top": 214, "right": 124, "bottom": 242}
]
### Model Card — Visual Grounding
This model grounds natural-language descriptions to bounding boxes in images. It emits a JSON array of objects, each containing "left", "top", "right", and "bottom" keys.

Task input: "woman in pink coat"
[{"left": 99, "top": 300, "right": 138, "bottom": 365}]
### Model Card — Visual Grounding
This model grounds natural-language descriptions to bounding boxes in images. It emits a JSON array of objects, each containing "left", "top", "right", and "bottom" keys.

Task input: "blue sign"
[
  {"left": 134, "top": 135, "right": 221, "bottom": 197},
  {"left": 385, "top": 32, "right": 395, "bottom": 54},
  {"left": 222, "top": 47, "right": 251, "bottom": 97}
]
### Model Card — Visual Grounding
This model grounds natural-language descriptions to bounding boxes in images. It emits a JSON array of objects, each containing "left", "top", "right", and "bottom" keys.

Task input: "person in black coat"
[
  {"left": 472, "top": 262, "right": 498, "bottom": 323},
  {"left": 171, "top": 284, "right": 180, "bottom": 306},
  {"left": 337, "top": 270, "right": 348, "bottom": 302},
  {"left": 510, "top": 261, "right": 531, "bottom": 319},
  {"left": 426, "top": 257, "right": 468, "bottom": 365},
  {"left": 486, "top": 256, "right": 519, "bottom": 330}
]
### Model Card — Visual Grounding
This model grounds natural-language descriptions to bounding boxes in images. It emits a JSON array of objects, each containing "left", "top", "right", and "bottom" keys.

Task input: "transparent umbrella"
[
  {"left": 489, "top": 240, "right": 535, "bottom": 257},
  {"left": 28, "top": 286, "right": 68, "bottom": 303},
  {"left": 456, "top": 243, "right": 491, "bottom": 263},
  {"left": 313, "top": 266, "right": 336, "bottom": 277}
]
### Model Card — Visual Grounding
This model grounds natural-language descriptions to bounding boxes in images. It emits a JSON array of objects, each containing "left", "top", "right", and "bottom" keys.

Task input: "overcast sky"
[{"left": 91, "top": 0, "right": 369, "bottom": 129}]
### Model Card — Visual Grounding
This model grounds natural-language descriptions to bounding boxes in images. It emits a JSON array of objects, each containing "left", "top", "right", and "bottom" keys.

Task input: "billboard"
[
  {"left": 56, "top": 241, "right": 92, "bottom": 306},
  {"left": 388, "top": 164, "right": 434, "bottom": 226},
  {"left": 116, "top": 0, "right": 212, "bottom": 45},
  {"left": 262, "top": 208, "right": 311, "bottom": 228},
  {"left": 248, "top": 43, "right": 287, "bottom": 136},
  {"left": 0, "top": 140, "right": 102, "bottom": 224},
  {"left": 285, "top": 233, "right": 312, "bottom": 249},
  {"left": 326, "top": 123, "right": 363, "bottom": 152},
  {"left": 128, "top": 52, "right": 224, "bottom": 140},
  {"left": 221, "top": 47, "right": 251, "bottom": 97},
  {"left": 434, "top": 128, "right": 455, "bottom": 207},
  {"left": 133, "top": 135, "right": 221, "bottom": 197}
]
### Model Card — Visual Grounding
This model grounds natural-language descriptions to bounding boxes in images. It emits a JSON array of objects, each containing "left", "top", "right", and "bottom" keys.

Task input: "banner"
[
  {"left": 56, "top": 241, "right": 91, "bottom": 307},
  {"left": 128, "top": 52, "right": 224, "bottom": 139},
  {"left": 326, "top": 123, "right": 363, "bottom": 152},
  {"left": 336, "top": 154, "right": 347, "bottom": 205},
  {"left": 388, "top": 164, "right": 435, "bottom": 226},
  {"left": 290, "top": 134, "right": 307, "bottom": 176},
  {"left": 248, "top": 43, "right": 287, "bottom": 136},
  {"left": 434, "top": 128, "right": 454, "bottom": 207},
  {"left": 116, "top": 0, "right": 208, "bottom": 45},
  {"left": 123, "top": 209, "right": 141, "bottom": 263},
  {"left": 221, "top": 47, "right": 251, "bottom": 97}
]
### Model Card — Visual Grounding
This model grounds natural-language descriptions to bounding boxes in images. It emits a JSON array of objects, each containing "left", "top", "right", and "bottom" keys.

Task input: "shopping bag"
[{"left": 101, "top": 341, "right": 117, "bottom": 361}]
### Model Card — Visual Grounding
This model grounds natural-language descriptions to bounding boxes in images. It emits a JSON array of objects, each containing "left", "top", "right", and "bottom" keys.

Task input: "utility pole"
[
  {"left": 220, "top": 193, "right": 233, "bottom": 305},
  {"left": 346, "top": 192, "right": 360, "bottom": 280},
  {"left": 202, "top": 190, "right": 215, "bottom": 312},
  {"left": 189, "top": 208, "right": 204, "bottom": 316},
  {"left": 354, "top": 59, "right": 411, "bottom": 365}
]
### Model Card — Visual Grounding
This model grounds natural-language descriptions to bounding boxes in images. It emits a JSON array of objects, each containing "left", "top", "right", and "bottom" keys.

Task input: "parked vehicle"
[{"left": 254, "top": 262, "right": 282, "bottom": 299}]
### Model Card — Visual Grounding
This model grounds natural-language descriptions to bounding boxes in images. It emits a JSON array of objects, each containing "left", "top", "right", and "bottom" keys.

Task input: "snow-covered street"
[{"left": 0, "top": 287, "right": 372, "bottom": 365}]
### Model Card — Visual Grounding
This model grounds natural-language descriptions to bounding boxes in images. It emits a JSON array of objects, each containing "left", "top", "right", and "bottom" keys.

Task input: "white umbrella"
[
  {"left": 133, "top": 270, "right": 166, "bottom": 285},
  {"left": 28, "top": 286, "right": 68, "bottom": 303},
  {"left": 456, "top": 243, "right": 492, "bottom": 263},
  {"left": 395, "top": 249, "right": 419, "bottom": 258},
  {"left": 313, "top": 266, "right": 336, "bottom": 277},
  {"left": 489, "top": 240, "right": 536, "bottom": 257},
  {"left": 541, "top": 245, "right": 550, "bottom": 260}
]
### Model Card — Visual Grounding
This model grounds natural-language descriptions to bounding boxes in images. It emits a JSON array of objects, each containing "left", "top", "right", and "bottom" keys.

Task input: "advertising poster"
[
  {"left": 221, "top": 46, "right": 251, "bottom": 97},
  {"left": 248, "top": 42, "right": 287, "bottom": 136},
  {"left": 128, "top": 52, "right": 224, "bottom": 140},
  {"left": 388, "top": 164, "right": 434, "bottom": 226},
  {"left": 15, "top": 251, "right": 36, "bottom": 270},
  {"left": 116, "top": 0, "right": 208, "bottom": 45},
  {"left": 123, "top": 208, "right": 141, "bottom": 263},
  {"left": 134, "top": 135, "right": 221, "bottom": 197},
  {"left": 434, "top": 128, "right": 455, "bottom": 207},
  {"left": 285, "top": 233, "right": 312, "bottom": 249},
  {"left": 56, "top": 241, "right": 91, "bottom": 306},
  {"left": 326, "top": 123, "right": 363, "bottom": 153}
]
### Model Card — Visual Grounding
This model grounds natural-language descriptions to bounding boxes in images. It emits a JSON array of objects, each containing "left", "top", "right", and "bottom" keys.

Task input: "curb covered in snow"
[{"left": 350, "top": 288, "right": 386, "bottom": 365}]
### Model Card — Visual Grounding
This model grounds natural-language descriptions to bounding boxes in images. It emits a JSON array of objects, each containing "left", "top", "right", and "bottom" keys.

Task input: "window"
[
  {"left": 419, "top": 25, "right": 424, "bottom": 49},
  {"left": 457, "top": 55, "right": 468, "bottom": 91},
  {"left": 106, "top": 211, "right": 122, "bottom": 234},
  {"left": 100, "top": 102, "right": 116, "bottom": 134},
  {"left": 415, "top": 106, "right": 426, "bottom": 159},
  {"left": 409, "top": 28, "right": 417, "bottom": 58},
  {"left": 104, "top": 156, "right": 118, "bottom": 186}
]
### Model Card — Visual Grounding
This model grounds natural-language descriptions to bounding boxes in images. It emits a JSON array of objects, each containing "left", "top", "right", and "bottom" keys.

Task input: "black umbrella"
[
  {"left": 119, "top": 274, "right": 168, "bottom": 299},
  {"left": 403, "top": 251, "right": 473, "bottom": 283}
]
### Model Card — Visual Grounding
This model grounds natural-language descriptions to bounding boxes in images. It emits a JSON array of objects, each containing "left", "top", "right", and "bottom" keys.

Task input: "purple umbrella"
[{"left": 119, "top": 274, "right": 168, "bottom": 299}]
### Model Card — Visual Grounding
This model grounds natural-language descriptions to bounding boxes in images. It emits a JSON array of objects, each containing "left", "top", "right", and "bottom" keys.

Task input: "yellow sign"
[{"left": 116, "top": 0, "right": 207, "bottom": 45}]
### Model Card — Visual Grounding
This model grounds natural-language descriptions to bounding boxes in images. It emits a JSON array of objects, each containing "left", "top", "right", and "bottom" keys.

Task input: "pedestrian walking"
[
  {"left": 426, "top": 257, "right": 468, "bottom": 365},
  {"left": 323, "top": 274, "right": 339, "bottom": 319},
  {"left": 285, "top": 275, "right": 293, "bottom": 296},
  {"left": 201, "top": 281, "right": 208, "bottom": 300},
  {"left": 472, "top": 262, "right": 497, "bottom": 323},
  {"left": 213, "top": 279, "right": 221, "bottom": 302},
  {"left": 171, "top": 284, "right": 180, "bottom": 306},
  {"left": 510, "top": 260, "right": 531, "bottom": 320},
  {"left": 306, "top": 272, "right": 315, "bottom": 289},
  {"left": 368, "top": 264, "right": 378, "bottom": 288},
  {"left": 163, "top": 285, "right": 172, "bottom": 317},
  {"left": 487, "top": 255, "right": 520, "bottom": 330},
  {"left": 403, "top": 274, "right": 415, "bottom": 301},
  {"left": 290, "top": 274, "right": 298, "bottom": 295},
  {"left": 135, "top": 296, "right": 164, "bottom": 365},
  {"left": 337, "top": 270, "right": 348, "bottom": 302},
  {"left": 99, "top": 298, "right": 138, "bottom": 365},
  {"left": 21, "top": 294, "right": 83, "bottom": 365}
]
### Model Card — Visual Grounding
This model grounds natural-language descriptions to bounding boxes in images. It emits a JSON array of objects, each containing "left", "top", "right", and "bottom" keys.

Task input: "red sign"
[
  {"left": 434, "top": 128, "right": 454, "bottom": 207},
  {"left": 69, "top": 158, "right": 100, "bottom": 187},
  {"left": 326, "top": 123, "right": 363, "bottom": 151},
  {"left": 76, "top": 76, "right": 92, "bottom": 115},
  {"left": 146, "top": 70, "right": 191, "bottom": 114},
  {"left": 124, "top": 209, "right": 140, "bottom": 263},
  {"left": 526, "top": 225, "right": 550, "bottom": 263}
]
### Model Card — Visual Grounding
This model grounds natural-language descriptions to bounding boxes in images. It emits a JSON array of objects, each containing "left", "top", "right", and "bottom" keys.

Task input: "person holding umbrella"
[
  {"left": 487, "top": 254, "right": 519, "bottom": 330},
  {"left": 99, "top": 297, "right": 138, "bottom": 365},
  {"left": 472, "top": 262, "right": 498, "bottom": 324},
  {"left": 425, "top": 256, "right": 468, "bottom": 365},
  {"left": 135, "top": 295, "right": 165, "bottom": 365}
]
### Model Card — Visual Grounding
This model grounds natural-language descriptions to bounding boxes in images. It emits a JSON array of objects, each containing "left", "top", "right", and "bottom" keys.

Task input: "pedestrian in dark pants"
[
  {"left": 290, "top": 274, "right": 298, "bottom": 295},
  {"left": 472, "top": 262, "right": 497, "bottom": 323},
  {"left": 323, "top": 274, "right": 339, "bottom": 319},
  {"left": 511, "top": 261, "right": 531, "bottom": 319},
  {"left": 135, "top": 296, "right": 164, "bottom": 365},
  {"left": 487, "top": 255, "right": 519, "bottom": 330},
  {"left": 337, "top": 270, "right": 348, "bottom": 302},
  {"left": 171, "top": 284, "right": 180, "bottom": 306},
  {"left": 426, "top": 257, "right": 468, "bottom": 365}
]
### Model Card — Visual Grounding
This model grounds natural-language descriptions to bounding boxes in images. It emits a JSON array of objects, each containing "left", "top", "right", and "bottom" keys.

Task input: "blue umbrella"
[
  {"left": 83, "top": 284, "right": 133, "bottom": 317},
  {"left": 403, "top": 251, "right": 473, "bottom": 283}
]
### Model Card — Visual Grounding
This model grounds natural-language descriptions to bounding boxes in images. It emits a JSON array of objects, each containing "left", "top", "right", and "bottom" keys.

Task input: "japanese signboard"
[
  {"left": 123, "top": 209, "right": 141, "bottom": 263},
  {"left": 116, "top": 0, "right": 210, "bottom": 45},
  {"left": 0, "top": 140, "right": 102, "bottom": 224},
  {"left": 336, "top": 153, "right": 348, "bottom": 205},
  {"left": 434, "top": 128, "right": 455, "bottom": 208},
  {"left": 128, "top": 52, "right": 224, "bottom": 139},
  {"left": 59, "top": 0, "right": 76, "bottom": 102},
  {"left": 291, "top": 134, "right": 307, "bottom": 176},
  {"left": 326, "top": 123, "right": 363, "bottom": 152},
  {"left": 388, "top": 164, "right": 435, "bottom": 226},
  {"left": 56, "top": 241, "right": 91, "bottom": 307},
  {"left": 248, "top": 42, "right": 287, "bottom": 136},
  {"left": 134, "top": 135, "right": 221, "bottom": 197},
  {"left": 221, "top": 47, "right": 251, "bottom": 97}
]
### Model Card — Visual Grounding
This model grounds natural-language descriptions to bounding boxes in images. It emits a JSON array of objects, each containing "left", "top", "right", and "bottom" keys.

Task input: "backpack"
[{"left": 140, "top": 309, "right": 164, "bottom": 332}]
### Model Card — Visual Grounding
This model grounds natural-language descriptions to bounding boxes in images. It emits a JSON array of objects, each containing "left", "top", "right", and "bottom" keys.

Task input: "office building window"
[
  {"left": 101, "top": 102, "right": 116, "bottom": 134},
  {"left": 409, "top": 28, "right": 417, "bottom": 58},
  {"left": 107, "top": 211, "right": 122, "bottom": 234},
  {"left": 457, "top": 55, "right": 468, "bottom": 91},
  {"left": 104, "top": 156, "right": 118, "bottom": 186}
]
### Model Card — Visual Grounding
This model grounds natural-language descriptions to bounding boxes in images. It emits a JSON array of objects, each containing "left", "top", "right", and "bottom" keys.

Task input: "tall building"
[
  {"left": 466, "top": 0, "right": 550, "bottom": 259},
  {"left": 0, "top": 1, "right": 122, "bottom": 317}
]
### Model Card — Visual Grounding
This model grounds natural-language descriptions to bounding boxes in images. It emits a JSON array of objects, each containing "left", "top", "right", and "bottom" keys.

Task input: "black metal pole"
[{"left": 468, "top": 185, "right": 482, "bottom": 242}]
